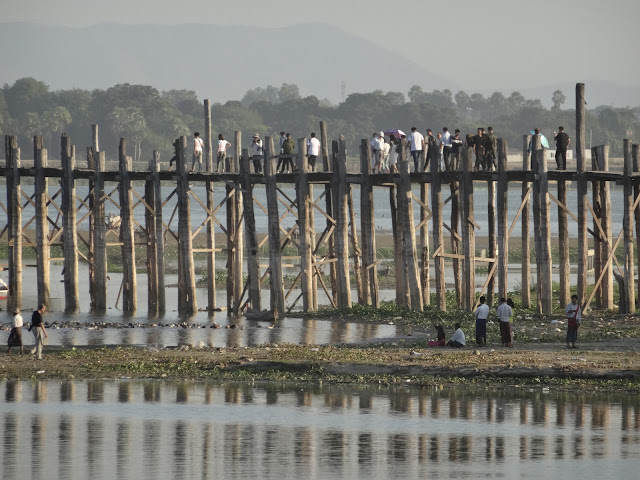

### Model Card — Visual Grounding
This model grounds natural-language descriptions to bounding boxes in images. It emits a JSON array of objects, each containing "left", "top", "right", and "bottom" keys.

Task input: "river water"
[{"left": 1, "top": 380, "right": 638, "bottom": 479}]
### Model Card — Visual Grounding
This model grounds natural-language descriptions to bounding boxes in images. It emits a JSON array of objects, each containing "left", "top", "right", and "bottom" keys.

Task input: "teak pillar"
[
  {"left": 521, "top": 134, "right": 532, "bottom": 309},
  {"left": 34, "top": 136, "right": 50, "bottom": 309},
  {"left": 61, "top": 134, "right": 79, "bottom": 313},
  {"left": 265, "top": 136, "right": 285, "bottom": 313},
  {"left": 360, "top": 139, "right": 378, "bottom": 307},
  {"left": 332, "top": 137, "right": 351, "bottom": 309},
  {"left": 176, "top": 136, "right": 197, "bottom": 314},
  {"left": 5, "top": 135, "right": 22, "bottom": 312},
  {"left": 496, "top": 138, "right": 509, "bottom": 300},
  {"left": 92, "top": 151, "right": 107, "bottom": 312},
  {"left": 118, "top": 138, "right": 137, "bottom": 312}
]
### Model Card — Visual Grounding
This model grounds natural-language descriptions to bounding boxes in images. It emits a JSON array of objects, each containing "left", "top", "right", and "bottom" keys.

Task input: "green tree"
[
  {"left": 552, "top": 90, "right": 566, "bottom": 111},
  {"left": 108, "top": 106, "right": 147, "bottom": 161}
]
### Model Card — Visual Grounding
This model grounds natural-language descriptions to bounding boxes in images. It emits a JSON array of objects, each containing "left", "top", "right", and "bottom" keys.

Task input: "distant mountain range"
[{"left": 1, "top": 22, "right": 639, "bottom": 108}]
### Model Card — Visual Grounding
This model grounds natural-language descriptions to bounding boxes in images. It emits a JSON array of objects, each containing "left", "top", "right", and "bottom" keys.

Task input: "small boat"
[{"left": 244, "top": 306, "right": 278, "bottom": 321}]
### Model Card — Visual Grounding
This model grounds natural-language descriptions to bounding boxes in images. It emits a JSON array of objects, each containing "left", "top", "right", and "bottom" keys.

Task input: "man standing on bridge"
[{"left": 554, "top": 126, "right": 571, "bottom": 169}]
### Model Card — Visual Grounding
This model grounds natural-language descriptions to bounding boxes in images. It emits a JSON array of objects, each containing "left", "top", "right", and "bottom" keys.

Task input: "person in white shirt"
[
  {"left": 447, "top": 323, "right": 466, "bottom": 348},
  {"left": 250, "top": 133, "right": 264, "bottom": 174},
  {"left": 381, "top": 132, "right": 390, "bottom": 173},
  {"left": 216, "top": 134, "right": 231, "bottom": 173},
  {"left": 307, "top": 132, "right": 321, "bottom": 171},
  {"left": 496, "top": 297, "right": 513, "bottom": 347},
  {"left": 369, "top": 132, "right": 382, "bottom": 173},
  {"left": 565, "top": 294, "right": 581, "bottom": 349},
  {"left": 191, "top": 132, "right": 205, "bottom": 172},
  {"left": 475, "top": 295, "right": 490, "bottom": 346},
  {"left": 409, "top": 127, "right": 424, "bottom": 172},
  {"left": 8, "top": 308, "right": 23, "bottom": 354},
  {"left": 441, "top": 127, "right": 452, "bottom": 170}
]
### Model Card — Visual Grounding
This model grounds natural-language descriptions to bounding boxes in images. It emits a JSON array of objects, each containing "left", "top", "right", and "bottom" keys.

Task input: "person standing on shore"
[
  {"left": 7, "top": 308, "right": 24, "bottom": 354},
  {"left": 30, "top": 304, "right": 47, "bottom": 360},
  {"left": 475, "top": 295, "right": 489, "bottom": 346},
  {"left": 565, "top": 294, "right": 581, "bottom": 349},
  {"left": 497, "top": 297, "right": 513, "bottom": 347},
  {"left": 447, "top": 323, "right": 466, "bottom": 348}
]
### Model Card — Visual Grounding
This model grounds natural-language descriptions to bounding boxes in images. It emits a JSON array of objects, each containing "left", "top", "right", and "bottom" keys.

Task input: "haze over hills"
[{"left": 1, "top": 22, "right": 639, "bottom": 107}]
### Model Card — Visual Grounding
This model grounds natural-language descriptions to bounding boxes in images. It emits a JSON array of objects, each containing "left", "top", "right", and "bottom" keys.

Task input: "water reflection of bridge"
[{"left": 2, "top": 381, "right": 639, "bottom": 478}]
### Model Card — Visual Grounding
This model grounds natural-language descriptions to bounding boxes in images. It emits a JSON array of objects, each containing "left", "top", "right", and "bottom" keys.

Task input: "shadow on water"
[{"left": 1, "top": 380, "right": 639, "bottom": 479}]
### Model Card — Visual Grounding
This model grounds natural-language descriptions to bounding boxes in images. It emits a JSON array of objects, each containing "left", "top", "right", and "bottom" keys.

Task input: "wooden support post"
[
  {"left": 450, "top": 177, "right": 462, "bottom": 307},
  {"left": 232, "top": 131, "right": 243, "bottom": 313},
  {"left": 430, "top": 140, "right": 444, "bottom": 309},
  {"left": 576, "top": 83, "right": 588, "bottom": 304},
  {"left": 309, "top": 182, "right": 318, "bottom": 310},
  {"left": 241, "top": 146, "right": 261, "bottom": 310},
  {"left": 521, "top": 134, "right": 531, "bottom": 309},
  {"left": 497, "top": 138, "right": 508, "bottom": 301},
  {"left": 296, "top": 137, "right": 313, "bottom": 311},
  {"left": 558, "top": 164, "right": 570, "bottom": 309},
  {"left": 34, "top": 136, "right": 50, "bottom": 309},
  {"left": 92, "top": 151, "right": 107, "bottom": 312},
  {"left": 87, "top": 146, "right": 95, "bottom": 306},
  {"left": 348, "top": 183, "right": 363, "bottom": 304},
  {"left": 332, "top": 137, "right": 351, "bottom": 309},
  {"left": 461, "top": 146, "right": 476, "bottom": 311},
  {"left": 537, "top": 137, "right": 553, "bottom": 314},
  {"left": 61, "top": 134, "right": 79, "bottom": 313},
  {"left": 633, "top": 144, "right": 640, "bottom": 310},
  {"left": 5, "top": 135, "right": 22, "bottom": 312},
  {"left": 265, "top": 136, "right": 285, "bottom": 313},
  {"left": 226, "top": 155, "right": 236, "bottom": 314},
  {"left": 598, "top": 145, "right": 613, "bottom": 310},
  {"left": 146, "top": 154, "right": 159, "bottom": 315},
  {"left": 204, "top": 99, "right": 213, "bottom": 171},
  {"left": 487, "top": 168, "right": 496, "bottom": 307},
  {"left": 118, "top": 138, "right": 137, "bottom": 312},
  {"left": 420, "top": 182, "right": 431, "bottom": 307},
  {"left": 152, "top": 150, "right": 166, "bottom": 314},
  {"left": 623, "top": 139, "right": 636, "bottom": 313},
  {"left": 176, "top": 136, "right": 197, "bottom": 314},
  {"left": 532, "top": 136, "right": 543, "bottom": 313},
  {"left": 359, "top": 139, "right": 378, "bottom": 307},
  {"left": 397, "top": 139, "right": 423, "bottom": 312},
  {"left": 206, "top": 101, "right": 216, "bottom": 313},
  {"left": 389, "top": 184, "right": 407, "bottom": 307},
  {"left": 320, "top": 121, "right": 337, "bottom": 305},
  {"left": 92, "top": 124, "right": 99, "bottom": 154},
  {"left": 591, "top": 148, "right": 602, "bottom": 308}
]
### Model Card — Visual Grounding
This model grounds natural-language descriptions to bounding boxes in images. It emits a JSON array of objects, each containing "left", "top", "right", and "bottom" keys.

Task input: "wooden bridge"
[{"left": 2, "top": 85, "right": 639, "bottom": 316}]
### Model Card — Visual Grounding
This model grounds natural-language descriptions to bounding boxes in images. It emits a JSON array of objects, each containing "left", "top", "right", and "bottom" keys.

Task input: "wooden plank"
[
  {"left": 176, "top": 136, "right": 197, "bottom": 314},
  {"left": 34, "top": 136, "right": 50, "bottom": 308},
  {"left": 576, "top": 83, "right": 589, "bottom": 305},
  {"left": 5, "top": 135, "right": 22, "bottom": 312},
  {"left": 623, "top": 139, "right": 636, "bottom": 312},
  {"left": 233, "top": 131, "right": 244, "bottom": 313},
  {"left": 461, "top": 145, "right": 475, "bottom": 311},
  {"left": 265, "top": 136, "right": 285, "bottom": 312},
  {"left": 359, "top": 139, "right": 375, "bottom": 306},
  {"left": 497, "top": 138, "right": 509, "bottom": 300},
  {"left": 146, "top": 153, "right": 159, "bottom": 315},
  {"left": 537, "top": 137, "right": 553, "bottom": 314},
  {"left": 320, "top": 121, "right": 337, "bottom": 305},
  {"left": 296, "top": 136, "right": 313, "bottom": 311},
  {"left": 521, "top": 134, "right": 531, "bottom": 309},
  {"left": 397, "top": 138, "right": 423, "bottom": 311},
  {"left": 61, "top": 134, "right": 79, "bottom": 313},
  {"left": 93, "top": 151, "right": 107, "bottom": 312},
  {"left": 118, "top": 138, "right": 137, "bottom": 312},
  {"left": 153, "top": 150, "right": 165, "bottom": 314},
  {"left": 430, "top": 138, "right": 444, "bottom": 309},
  {"left": 332, "top": 138, "right": 352, "bottom": 308}
]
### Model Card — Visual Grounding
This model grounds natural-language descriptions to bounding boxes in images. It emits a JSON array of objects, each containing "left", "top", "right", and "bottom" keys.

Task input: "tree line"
[{"left": 1, "top": 77, "right": 638, "bottom": 162}]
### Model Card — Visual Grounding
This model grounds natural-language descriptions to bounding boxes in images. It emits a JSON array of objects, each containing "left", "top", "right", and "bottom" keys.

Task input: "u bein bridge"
[{"left": 2, "top": 84, "right": 640, "bottom": 317}]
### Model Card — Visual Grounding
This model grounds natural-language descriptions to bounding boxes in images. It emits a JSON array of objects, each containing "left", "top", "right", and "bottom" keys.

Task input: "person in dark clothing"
[
  {"left": 30, "top": 304, "right": 47, "bottom": 360},
  {"left": 450, "top": 129, "right": 463, "bottom": 171},
  {"left": 281, "top": 133, "right": 295, "bottom": 172},
  {"left": 554, "top": 126, "right": 571, "bottom": 169},
  {"left": 485, "top": 127, "right": 497, "bottom": 170},
  {"left": 473, "top": 128, "right": 485, "bottom": 170},
  {"left": 424, "top": 129, "right": 437, "bottom": 171}
]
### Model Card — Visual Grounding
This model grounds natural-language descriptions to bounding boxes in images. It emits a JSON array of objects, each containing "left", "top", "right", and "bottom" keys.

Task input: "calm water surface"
[{"left": 1, "top": 381, "right": 639, "bottom": 479}]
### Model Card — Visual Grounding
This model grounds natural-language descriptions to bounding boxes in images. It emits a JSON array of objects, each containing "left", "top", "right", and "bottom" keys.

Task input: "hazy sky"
[{"left": 3, "top": 0, "right": 640, "bottom": 92}]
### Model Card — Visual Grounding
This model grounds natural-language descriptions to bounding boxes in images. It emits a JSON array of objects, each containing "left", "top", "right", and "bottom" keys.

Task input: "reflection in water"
[{"left": 0, "top": 381, "right": 639, "bottom": 479}]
